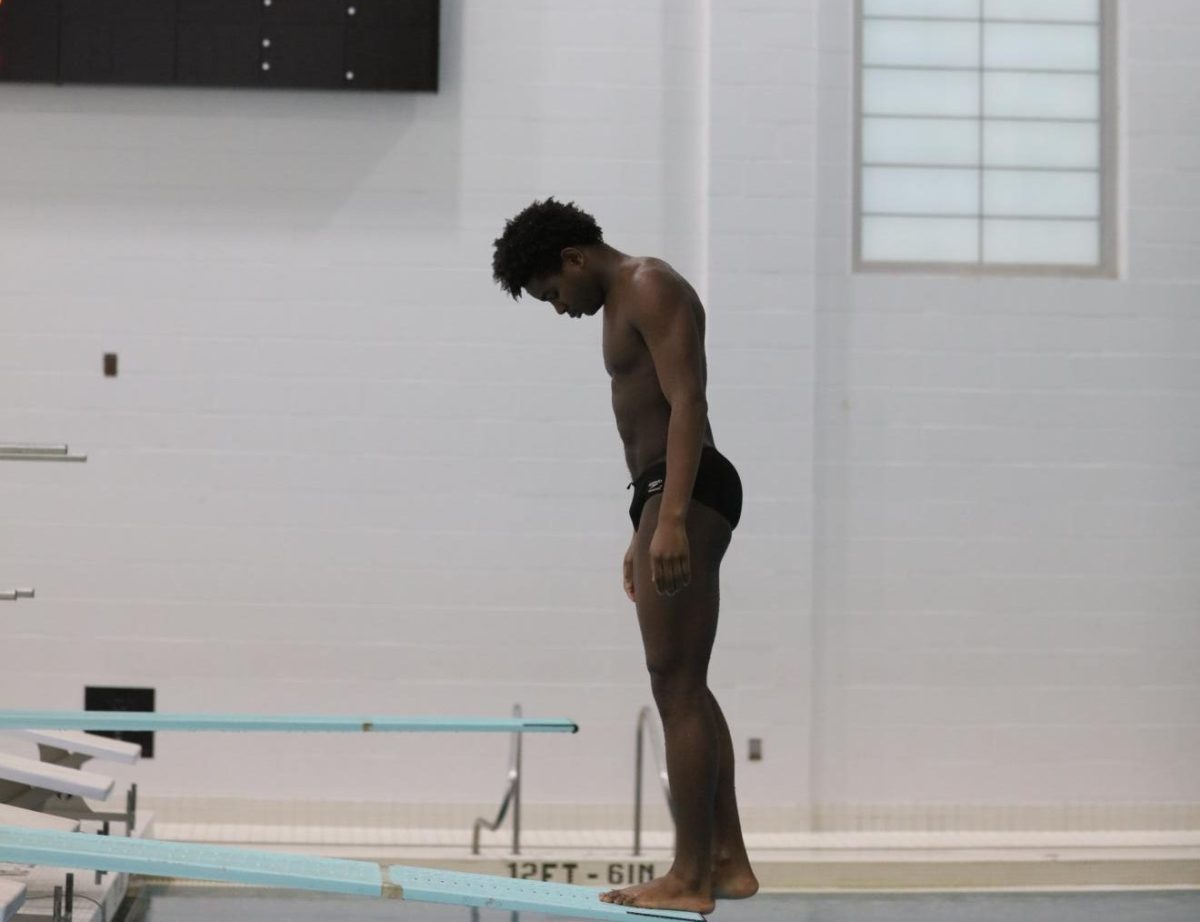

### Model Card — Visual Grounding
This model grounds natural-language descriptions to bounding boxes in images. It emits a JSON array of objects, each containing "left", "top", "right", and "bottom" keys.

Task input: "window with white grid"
[{"left": 855, "top": 0, "right": 1115, "bottom": 272}]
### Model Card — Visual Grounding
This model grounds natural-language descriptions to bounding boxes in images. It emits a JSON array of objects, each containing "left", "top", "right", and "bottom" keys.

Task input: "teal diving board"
[
  {"left": 0, "top": 711, "right": 578, "bottom": 734},
  {"left": 0, "top": 826, "right": 705, "bottom": 922},
  {"left": 385, "top": 865, "right": 705, "bottom": 920}
]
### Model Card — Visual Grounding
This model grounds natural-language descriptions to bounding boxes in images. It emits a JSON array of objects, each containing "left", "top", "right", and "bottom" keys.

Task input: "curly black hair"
[{"left": 492, "top": 197, "right": 604, "bottom": 300}]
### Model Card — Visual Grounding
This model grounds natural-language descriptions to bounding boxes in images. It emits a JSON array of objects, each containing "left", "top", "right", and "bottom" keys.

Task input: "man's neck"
[{"left": 591, "top": 244, "right": 630, "bottom": 302}]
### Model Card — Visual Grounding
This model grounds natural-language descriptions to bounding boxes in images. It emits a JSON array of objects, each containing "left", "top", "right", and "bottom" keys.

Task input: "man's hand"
[
  {"left": 650, "top": 519, "right": 691, "bottom": 596},
  {"left": 623, "top": 539, "right": 637, "bottom": 603}
]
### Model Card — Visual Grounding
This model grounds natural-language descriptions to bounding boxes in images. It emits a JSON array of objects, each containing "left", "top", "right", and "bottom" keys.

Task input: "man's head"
[{"left": 492, "top": 197, "right": 606, "bottom": 318}]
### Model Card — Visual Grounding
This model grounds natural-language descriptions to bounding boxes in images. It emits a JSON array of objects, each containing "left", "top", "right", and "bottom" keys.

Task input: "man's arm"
[{"left": 628, "top": 270, "right": 708, "bottom": 593}]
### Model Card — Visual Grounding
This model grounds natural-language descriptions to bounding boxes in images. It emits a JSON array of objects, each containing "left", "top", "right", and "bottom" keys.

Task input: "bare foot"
[
  {"left": 712, "top": 857, "right": 759, "bottom": 900},
  {"left": 599, "top": 872, "right": 715, "bottom": 914}
]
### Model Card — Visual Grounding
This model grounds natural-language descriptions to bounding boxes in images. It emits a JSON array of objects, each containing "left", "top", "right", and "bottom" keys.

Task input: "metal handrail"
[
  {"left": 471, "top": 703, "right": 523, "bottom": 855},
  {"left": 1, "top": 589, "right": 35, "bottom": 601},
  {"left": 633, "top": 705, "right": 674, "bottom": 856}
]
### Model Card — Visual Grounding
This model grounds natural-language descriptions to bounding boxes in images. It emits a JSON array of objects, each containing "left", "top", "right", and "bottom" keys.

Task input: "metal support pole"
[
  {"left": 634, "top": 712, "right": 644, "bottom": 856},
  {"left": 513, "top": 715, "right": 522, "bottom": 856}
]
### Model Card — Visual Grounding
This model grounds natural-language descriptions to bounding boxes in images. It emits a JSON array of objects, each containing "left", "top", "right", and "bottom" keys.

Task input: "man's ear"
[{"left": 561, "top": 247, "right": 584, "bottom": 269}]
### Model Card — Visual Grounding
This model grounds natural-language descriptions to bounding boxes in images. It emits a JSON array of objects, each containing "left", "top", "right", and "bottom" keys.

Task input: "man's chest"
[{"left": 601, "top": 306, "right": 647, "bottom": 378}]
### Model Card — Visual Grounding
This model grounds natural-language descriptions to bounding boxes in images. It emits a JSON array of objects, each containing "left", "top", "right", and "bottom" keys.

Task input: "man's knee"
[{"left": 647, "top": 663, "right": 706, "bottom": 710}]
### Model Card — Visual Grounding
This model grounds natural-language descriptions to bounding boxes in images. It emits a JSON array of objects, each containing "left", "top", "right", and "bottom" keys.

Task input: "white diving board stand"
[
  {"left": 0, "top": 712, "right": 579, "bottom": 734},
  {"left": 0, "top": 753, "right": 114, "bottom": 801},
  {"left": 0, "top": 879, "right": 24, "bottom": 922},
  {"left": 2, "top": 729, "right": 142, "bottom": 765},
  {"left": 0, "top": 805, "right": 78, "bottom": 833},
  {"left": 0, "top": 826, "right": 705, "bottom": 922}
]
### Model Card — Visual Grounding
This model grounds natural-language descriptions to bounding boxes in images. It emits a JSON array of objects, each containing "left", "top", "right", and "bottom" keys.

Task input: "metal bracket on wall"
[
  {"left": 0, "top": 443, "right": 87, "bottom": 462},
  {"left": 1, "top": 589, "right": 35, "bottom": 601}
]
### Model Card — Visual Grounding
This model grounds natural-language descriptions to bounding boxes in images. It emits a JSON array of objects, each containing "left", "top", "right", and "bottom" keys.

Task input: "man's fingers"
[
  {"left": 650, "top": 555, "right": 697, "bottom": 595},
  {"left": 671, "top": 558, "right": 691, "bottom": 595},
  {"left": 651, "top": 555, "right": 690, "bottom": 596}
]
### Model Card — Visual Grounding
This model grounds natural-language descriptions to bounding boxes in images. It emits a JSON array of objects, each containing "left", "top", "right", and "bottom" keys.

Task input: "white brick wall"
[
  {"left": 1, "top": 0, "right": 1196, "bottom": 832},
  {"left": 812, "top": 0, "right": 1200, "bottom": 822}
]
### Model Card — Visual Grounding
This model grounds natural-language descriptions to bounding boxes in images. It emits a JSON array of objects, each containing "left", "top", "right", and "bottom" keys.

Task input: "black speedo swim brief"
[{"left": 627, "top": 443, "right": 743, "bottom": 531}]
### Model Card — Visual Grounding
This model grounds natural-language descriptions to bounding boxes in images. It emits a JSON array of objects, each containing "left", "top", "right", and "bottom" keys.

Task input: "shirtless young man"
[{"left": 492, "top": 198, "right": 759, "bottom": 913}]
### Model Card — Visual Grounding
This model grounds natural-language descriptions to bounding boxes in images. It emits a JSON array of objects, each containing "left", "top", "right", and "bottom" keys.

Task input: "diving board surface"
[
  {"left": 386, "top": 864, "right": 706, "bottom": 920},
  {"left": 0, "top": 711, "right": 578, "bottom": 734},
  {"left": 0, "top": 826, "right": 704, "bottom": 922}
]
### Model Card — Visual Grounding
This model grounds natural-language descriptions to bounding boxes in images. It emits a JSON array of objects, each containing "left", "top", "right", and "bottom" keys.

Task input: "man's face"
[
  {"left": 525, "top": 250, "right": 601, "bottom": 319},
  {"left": 527, "top": 273, "right": 581, "bottom": 318}
]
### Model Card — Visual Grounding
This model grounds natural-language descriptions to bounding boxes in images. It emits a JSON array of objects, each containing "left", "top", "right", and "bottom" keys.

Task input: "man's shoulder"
[
  {"left": 620, "top": 258, "right": 695, "bottom": 311},
  {"left": 628, "top": 256, "right": 677, "bottom": 287}
]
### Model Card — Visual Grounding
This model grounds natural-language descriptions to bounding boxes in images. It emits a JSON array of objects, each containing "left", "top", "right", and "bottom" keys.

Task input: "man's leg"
[
  {"left": 708, "top": 689, "right": 758, "bottom": 898},
  {"left": 601, "top": 494, "right": 730, "bottom": 912}
]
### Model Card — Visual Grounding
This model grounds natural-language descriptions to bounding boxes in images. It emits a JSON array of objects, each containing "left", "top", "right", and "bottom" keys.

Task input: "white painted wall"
[
  {"left": 811, "top": 0, "right": 1200, "bottom": 826},
  {"left": 0, "top": 0, "right": 1195, "bottom": 832}
]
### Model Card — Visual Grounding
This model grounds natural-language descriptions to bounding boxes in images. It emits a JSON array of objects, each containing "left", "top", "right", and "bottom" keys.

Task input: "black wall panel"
[
  {"left": 177, "top": 24, "right": 262, "bottom": 87},
  {"left": 262, "top": 23, "right": 345, "bottom": 88},
  {"left": 0, "top": 0, "right": 61, "bottom": 82},
  {"left": 348, "top": 0, "right": 437, "bottom": 90},
  {"left": 61, "top": 0, "right": 177, "bottom": 85},
  {"left": 0, "top": 0, "right": 439, "bottom": 91},
  {"left": 178, "top": 0, "right": 264, "bottom": 87}
]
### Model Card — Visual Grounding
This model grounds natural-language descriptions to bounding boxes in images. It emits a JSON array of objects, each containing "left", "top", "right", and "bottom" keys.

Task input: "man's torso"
[{"left": 602, "top": 257, "right": 715, "bottom": 479}]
